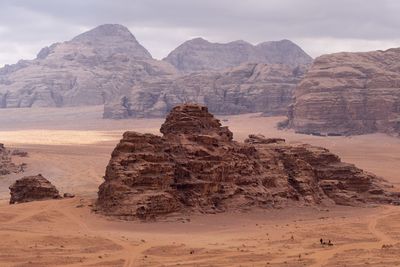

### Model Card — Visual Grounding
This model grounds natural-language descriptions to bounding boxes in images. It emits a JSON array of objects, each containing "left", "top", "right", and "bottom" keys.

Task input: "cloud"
[{"left": 1, "top": 0, "right": 400, "bottom": 65}]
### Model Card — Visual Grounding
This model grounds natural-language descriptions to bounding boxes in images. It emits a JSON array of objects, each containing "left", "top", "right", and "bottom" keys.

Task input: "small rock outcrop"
[
  {"left": 9, "top": 174, "right": 61, "bottom": 204},
  {"left": 0, "top": 144, "right": 26, "bottom": 175},
  {"left": 164, "top": 38, "right": 312, "bottom": 72},
  {"left": 103, "top": 63, "right": 308, "bottom": 118},
  {"left": 288, "top": 48, "right": 400, "bottom": 136},
  {"left": 96, "top": 104, "right": 397, "bottom": 220}
]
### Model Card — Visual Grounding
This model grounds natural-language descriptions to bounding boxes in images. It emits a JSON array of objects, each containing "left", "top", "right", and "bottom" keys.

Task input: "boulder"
[
  {"left": 96, "top": 104, "right": 398, "bottom": 220},
  {"left": 63, "top": 193, "right": 75, "bottom": 198},
  {"left": 9, "top": 174, "right": 61, "bottom": 204}
]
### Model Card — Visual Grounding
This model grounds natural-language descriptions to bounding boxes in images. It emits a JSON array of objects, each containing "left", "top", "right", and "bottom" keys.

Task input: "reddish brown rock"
[
  {"left": 160, "top": 104, "right": 233, "bottom": 141},
  {"left": 245, "top": 134, "right": 285, "bottom": 144},
  {"left": 9, "top": 174, "right": 61, "bottom": 204},
  {"left": 96, "top": 104, "right": 398, "bottom": 220},
  {"left": 63, "top": 193, "right": 75, "bottom": 198},
  {"left": 11, "top": 149, "right": 28, "bottom": 157},
  {"left": 0, "top": 144, "right": 26, "bottom": 175}
]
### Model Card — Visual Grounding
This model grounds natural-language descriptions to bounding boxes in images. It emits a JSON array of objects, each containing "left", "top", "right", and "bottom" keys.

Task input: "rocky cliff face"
[
  {"left": 288, "top": 48, "right": 400, "bottom": 136},
  {"left": 164, "top": 38, "right": 312, "bottom": 72},
  {"left": 0, "top": 144, "right": 26, "bottom": 175},
  {"left": 0, "top": 24, "right": 176, "bottom": 108},
  {"left": 1, "top": 24, "right": 312, "bottom": 118},
  {"left": 96, "top": 104, "right": 397, "bottom": 220},
  {"left": 103, "top": 63, "right": 308, "bottom": 119}
]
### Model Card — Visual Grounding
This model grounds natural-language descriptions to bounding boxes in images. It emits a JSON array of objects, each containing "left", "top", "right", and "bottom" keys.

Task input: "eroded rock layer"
[
  {"left": 9, "top": 174, "right": 61, "bottom": 204},
  {"left": 96, "top": 104, "right": 397, "bottom": 220},
  {"left": 288, "top": 48, "right": 400, "bottom": 136},
  {"left": 103, "top": 63, "right": 308, "bottom": 119},
  {"left": 0, "top": 24, "right": 312, "bottom": 117},
  {"left": 0, "top": 144, "right": 26, "bottom": 175}
]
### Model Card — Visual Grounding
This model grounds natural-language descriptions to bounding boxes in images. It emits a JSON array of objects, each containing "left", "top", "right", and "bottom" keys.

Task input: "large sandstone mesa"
[
  {"left": 288, "top": 48, "right": 400, "bottom": 136},
  {"left": 103, "top": 63, "right": 308, "bottom": 119},
  {"left": 0, "top": 144, "right": 26, "bottom": 175},
  {"left": 9, "top": 174, "right": 61, "bottom": 204},
  {"left": 96, "top": 104, "right": 397, "bottom": 220},
  {"left": 163, "top": 38, "right": 312, "bottom": 72},
  {"left": 0, "top": 24, "right": 176, "bottom": 108}
]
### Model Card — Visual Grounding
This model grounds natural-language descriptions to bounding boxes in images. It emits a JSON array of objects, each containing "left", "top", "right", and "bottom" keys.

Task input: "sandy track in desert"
[
  {"left": 0, "top": 106, "right": 399, "bottom": 266},
  {"left": 0, "top": 198, "right": 399, "bottom": 266}
]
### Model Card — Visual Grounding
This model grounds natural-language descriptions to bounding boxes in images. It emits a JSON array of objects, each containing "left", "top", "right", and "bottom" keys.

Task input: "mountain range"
[
  {"left": 0, "top": 24, "right": 311, "bottom": 118},
  {"left": 3, "top": 23, "right": 397, "bottom": 136},
  {"left": 163, "top": 37, "right": 312, "bottom": 72}
]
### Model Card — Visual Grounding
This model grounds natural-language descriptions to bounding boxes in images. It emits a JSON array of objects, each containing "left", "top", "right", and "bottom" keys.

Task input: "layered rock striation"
[
  {"left": 288, "top": 48, "right": 400, "bottom": 136},
  {"left": 0, "top": 24, "right": 176, "bottom": 108},
  {"left": 164, "top": 38, "right": 312, "bottom": 72},
  {"left": 9, "top": 174, "right": 61, "bottom": 204},
  {"left": 103, "top": 63, "right": 308, "bottom": 119},
  {"left": 0, "top": 24, "right": 312, "bottom": 118},
  {"left": 96, "top": 104, "right": 397, "bottom": 220}
]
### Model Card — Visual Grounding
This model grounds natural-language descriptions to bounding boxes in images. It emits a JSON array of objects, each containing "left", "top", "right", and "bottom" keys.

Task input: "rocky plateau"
[{"left": 288, "top": 48, "right": 400, "bottom": 136}]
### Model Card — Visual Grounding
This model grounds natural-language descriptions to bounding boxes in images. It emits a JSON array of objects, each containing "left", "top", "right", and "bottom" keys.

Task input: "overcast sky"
[{"left": 1, "top": 0, "right": 400, "bottom": 67}]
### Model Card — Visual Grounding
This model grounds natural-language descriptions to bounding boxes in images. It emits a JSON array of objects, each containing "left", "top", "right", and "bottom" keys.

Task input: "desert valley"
[
  {"left": 0, "top": 104, "right": 399, "bottom": 266},
  {"left": 0, "top": 2, "right": 400, "bottom": 267}
]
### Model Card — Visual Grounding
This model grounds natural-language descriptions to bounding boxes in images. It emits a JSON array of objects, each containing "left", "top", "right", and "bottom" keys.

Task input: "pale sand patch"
[{"left": 0, "top": 130, "right": 121, "bottom": 145}]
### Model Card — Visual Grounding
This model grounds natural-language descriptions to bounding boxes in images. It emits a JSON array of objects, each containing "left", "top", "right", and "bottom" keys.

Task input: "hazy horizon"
[{"left": 2, "top": 0, "right": 400, "bottom": 67}]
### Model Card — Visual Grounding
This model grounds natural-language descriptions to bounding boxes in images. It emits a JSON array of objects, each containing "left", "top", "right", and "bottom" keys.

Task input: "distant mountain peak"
[
  {"left": 69, "top": 24, "right": 152, "bottom": 59},
  {"left": 187, "top": 37, "right": 209, "bottom": 43},
  {"left": 228, "top": 40, "right": 251, "bottom": 45},
  {"left": 72, "top": 24, "right": 137, "bottom": 42},
  {"left": 164, "top": 38, "right": 312, "bottom": 72},
  {"left": 257, "top": 39, "right": 299, "bottom": 47}
]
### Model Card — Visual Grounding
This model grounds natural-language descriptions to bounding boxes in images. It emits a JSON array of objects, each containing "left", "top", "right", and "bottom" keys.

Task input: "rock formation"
[
  {"left": 288, "top": 48, "right": 400, "bottom": 136},
  {"left": 0, "top": 24, "right": 176, "bottom": 108},
  {"left": 96, "top": 104, "right": 397, "bottom": 220},
  {"left": 9, "top": 174, "right": 61, "bottom": 204},
  {"left": 164, "top": 38, "right": 312, "bottom": 72},
  {"left": 103, "top": 63, "right": 308, "bottom": 118},
  {"left": 0, "top": 144, "right": 26, "bottom": 175}
]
